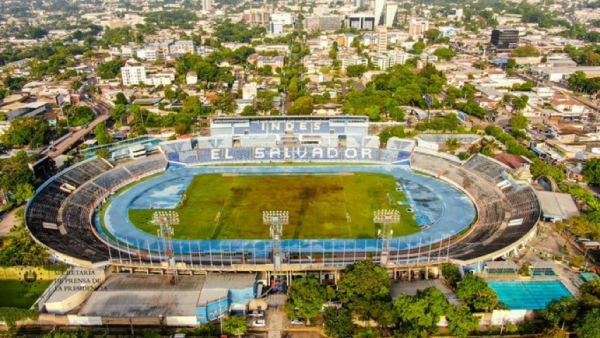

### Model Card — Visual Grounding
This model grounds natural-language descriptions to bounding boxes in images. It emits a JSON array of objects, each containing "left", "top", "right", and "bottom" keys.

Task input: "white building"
[
  {"left": 341, "top": 56, "right": 368, "bottom": 69},
  {"left": 385, "top": 3, "right": 398, "bottom": 27},
  {"left": 137, "top": 48, "right": 159, "bottom": 62},
  {"left": 170, "top": 40, "right": 195, "bottom": 55},
  {"left": 186, "top": 72, "right": 198, "bottom": 85},
  {"left": 121, "top": 66, "right": 147, "bottom": 86},
  {"left": 242, "top": 82, "right": 258, "bottom": 100},
  {"left": 202, "top": 0, "right": 212, "bottom": 11},
  {"left": 374, "top": 0, "right": 385, "bottom": 25}
]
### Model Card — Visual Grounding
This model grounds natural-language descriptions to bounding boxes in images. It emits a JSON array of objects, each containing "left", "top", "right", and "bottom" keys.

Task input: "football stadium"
[
  {"left": 26, "top": 115, "right": 541, "bottom": 268},
  {"left": 23, "top": 116, "right": 543, "bottom": 324}
]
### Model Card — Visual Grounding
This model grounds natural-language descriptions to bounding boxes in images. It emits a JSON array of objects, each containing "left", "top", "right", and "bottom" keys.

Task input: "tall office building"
[
  {"left": 374, "top": 0, "right": 385, "bottom": 26},
  {"left": 377, "top": 26, "right": 388, "bottom": 54},
  {"left": 490, "top": 28, "right": 519, "bottom": 50},
  {"left": 384, "top": 3, "right": 398, "bottom": 27},
  {"left": 202, "top": 0, "right": 212, "bottom": 11}
]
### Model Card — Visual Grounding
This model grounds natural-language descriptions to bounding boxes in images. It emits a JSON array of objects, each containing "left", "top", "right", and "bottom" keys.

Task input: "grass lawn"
[
  {"left": 129, "top": 173, "right": 420, "bottom": 240},
  {"left": 0, "top": 280, "right": 53, "bottom": 308}
]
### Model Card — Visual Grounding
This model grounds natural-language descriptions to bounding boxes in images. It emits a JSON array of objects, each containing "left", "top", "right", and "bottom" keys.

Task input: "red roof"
[{"left": 494, "top": 153, "right": 529, "bottom": 169}]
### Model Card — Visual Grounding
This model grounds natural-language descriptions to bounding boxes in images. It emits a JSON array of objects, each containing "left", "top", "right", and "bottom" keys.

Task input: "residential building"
[
  {"left": 409, "top": 19, "right": 429, "bottom": 37},
  {"left": 186, "top": 72, "right": 198, "bottom": 85},
  {"left": 245, "top": 9, "right": 270, "bottom": 28},
  {"left": 376, "top": 26, "right": 388, "bottom": 54},
  {"left": 257, "top": 56, "right": 285, "bottom": 68},
  {"left": 137, "top": 48, "right": 159, "bottom": 62},
  {"left": 341, "top": 56, "right": 368, "bottom": 69},
  {"left": 490, "top": 28, "right": 519, "bottom": 51},
  {"left": 170, "top": 40, "right": 195, "bottom": 55},
  {"left": 144, "top": 42, "right": 171, "bottom": 61},
  {"left": 121, "top": 66, "right": 147, "bottom": 86},
  {"left": 242, "top": 83, "right": 258, "bottom": 100}
]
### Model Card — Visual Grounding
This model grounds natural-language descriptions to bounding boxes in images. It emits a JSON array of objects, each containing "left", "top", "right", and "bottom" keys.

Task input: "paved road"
[{"left": 47, "top": 98, "right": 113, "bottom": 158}]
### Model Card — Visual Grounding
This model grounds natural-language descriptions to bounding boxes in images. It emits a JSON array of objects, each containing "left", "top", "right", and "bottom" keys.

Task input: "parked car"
[
  {"left": 290, "top": 319, "right": 303, "bottom": 325},
  {"left": 248, "top": 310, "right": 264, "bottom": 318},
  {"left": 253, "top": 319, "right": 266, "bottom": 327}
]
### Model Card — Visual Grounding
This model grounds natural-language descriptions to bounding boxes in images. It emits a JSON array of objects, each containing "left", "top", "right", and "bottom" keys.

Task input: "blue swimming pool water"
[{"left": 488, "top": 280, "right": 573, "bottom": 310}]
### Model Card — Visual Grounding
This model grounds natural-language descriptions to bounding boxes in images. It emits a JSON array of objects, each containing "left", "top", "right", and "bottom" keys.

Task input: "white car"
[
  {"left": 253, "top": 319, "right": 266, "bottom": 327},
  {"left": 290, "top": 319, "right": 304, "bottom": 325}
]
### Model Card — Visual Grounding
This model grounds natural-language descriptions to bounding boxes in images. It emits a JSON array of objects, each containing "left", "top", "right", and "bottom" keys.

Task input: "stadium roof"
[
  {"left": 537, "top": 191, "right": 579, "bottom": 220},
  {"left": 198, "top": 274, "right": 256, "bottom": 306},
  {"left": 79, "top": 275, "right": 205, "bottom": 318}
]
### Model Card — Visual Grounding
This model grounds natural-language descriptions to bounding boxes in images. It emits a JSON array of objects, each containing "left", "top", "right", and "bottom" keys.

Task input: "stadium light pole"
[
  {"left": 263, "top": 211, "right": 289, "bottom": 271},
  {"left": 152, "top": 211, "right": 180, "bottom": 283},
  {"left": 374, "top": 210, "right": 400, "bottom": 267}
]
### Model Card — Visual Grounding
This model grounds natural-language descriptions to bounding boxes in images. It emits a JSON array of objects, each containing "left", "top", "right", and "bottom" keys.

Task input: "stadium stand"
[
  {"left": 411, "top": 152, "right": 540, "bottom": 261},
  {"left": 26, "top": 156, "right": 168, "bottom": 265}
]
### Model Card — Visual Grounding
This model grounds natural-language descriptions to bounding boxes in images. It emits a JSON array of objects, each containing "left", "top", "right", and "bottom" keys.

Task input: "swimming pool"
[{"left": 488, "top": 280, "right": 573, "bottom": 310}]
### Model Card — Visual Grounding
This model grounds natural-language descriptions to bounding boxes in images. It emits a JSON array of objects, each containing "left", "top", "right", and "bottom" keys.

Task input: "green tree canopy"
[
  {"left": 222, "top": 316, "right": 247, "bottom": 337},
  {"left": 446, "top": 304, "right": 479, "bottom": 338},
  {"left": 337, "top": 260, "right": 392, "bottom": 320},
  {"left": 441, "top": 263, "right": 461, "bottom": 288},
  {"left": 510, "top": 45, "right": 541, "bottom": 57},
  {"left": 96, "top": 60, "right": 123, "bottom": 79},
  {"left": 509, "top": 113, "right": 528, "bottom": 130},
  {"left": 94, "top": 122, "right": 113, "bottom": 145},
  {"left": 582, "top": 158, "right": 600, "bottom": 185},
  {"left": 455, "top": 274, "right": 500, "bottom": 312},
  {"left": 0, "top": 117, "right": 50, "bottom": 149},
  {"left": 323, "top": 307, "right": 354, "bottom": 338},
  {"left": 575, "top": 308, "right": 600, "bottom": 338},
  {"left": 394, "top": 287, "right": 448, "bottom": 335},
  {"left": 287, "top": 96, "right": 314, "bottom": 116},
  {"left": 285, "top": 277, "right": 329, "bottom": 325},
  {"left": 433, "top": 47, "right": 456, "bottom": 61}
]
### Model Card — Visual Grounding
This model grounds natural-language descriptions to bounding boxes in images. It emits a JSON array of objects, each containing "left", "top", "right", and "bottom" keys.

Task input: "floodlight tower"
[
  {"left": 263, "top": 211, "right": 289, "bottom": 271},
  {"left": 152, "top": 211, "right": 180, "bottom": 283},
  {"left": 374, "top": 209, "right": 400, "bottom": 266}
]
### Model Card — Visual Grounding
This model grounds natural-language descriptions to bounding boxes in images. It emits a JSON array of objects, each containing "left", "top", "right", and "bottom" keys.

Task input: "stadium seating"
[
  {"left": 411, "top": 152, "right": 540, "bottom": 261},
  {"left": 26, "top": 156, "right": 168, "bottom": 264}
]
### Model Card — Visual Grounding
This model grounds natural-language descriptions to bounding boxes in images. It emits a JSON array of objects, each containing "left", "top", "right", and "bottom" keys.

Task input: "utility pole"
[{"left": 374, "top": 209, "right": 400, "bottom": 266}]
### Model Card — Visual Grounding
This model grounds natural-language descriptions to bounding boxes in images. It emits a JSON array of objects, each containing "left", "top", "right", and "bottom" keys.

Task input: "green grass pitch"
[{"left": 128, "top": 173, "right": 420, "bottom": 240}]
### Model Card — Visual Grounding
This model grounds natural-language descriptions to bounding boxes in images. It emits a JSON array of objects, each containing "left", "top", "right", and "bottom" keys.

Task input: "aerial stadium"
[
  {"left": 24, "top": 116, "right": 543, "bottom": 324},
  {"left": 25, "top": 115, "right": 542, "bottom": 268}
]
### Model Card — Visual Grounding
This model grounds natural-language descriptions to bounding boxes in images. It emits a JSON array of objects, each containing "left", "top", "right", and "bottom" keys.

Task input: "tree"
[
  {"left": 346, "top": 65, "right": 368, "bottom": 78},
  {"left": 12, "top": 183, "right": 35, "bottom": 205},
  {"left": 433, "top": 47, "right": 456, "bottom": 61},
  {"left": 285, "top": 277, "right": 328, "bottom": 325},
  {"left": 446, "top": 305, "right": 479, "bottom": 338},
  {"left": 394, "top": 287, "right": 448, "bottom": 335},
  {"left": 0, "top": 117, "right": 49, "bottom": 149},
  {"left": 575, "top": 308, "right": 600, "bottom": 338},
  {"left": 111, "top": 104, "right": 128, "bottom": 122},
  {"left": 0, "top": 151, "right": 37, "bottom": 194},
  {"left": 222, "top": 316, "right": 247, "bottom": 338},
  {"left": 0, "top": 225, "right": 48, "bottom": 266},
  {"left": 510, "top": 45, "right": 541, "bottom": 57},
  {"left": 509, "top": 114, "right": 528, "bottom": 130},
  {"left": 94, "top": 122, "right": 113, "bottom": 145},
  {"left": 164, "top": 86, "right": 175, "bottom": 102},
  {"left": 455, "top": 274, "right": 499, "bottom": 312},
  {"left": 287, "top": 96, "right": 314, "bottom": 116},
  {"left": 241, "top": 105, "right": 257, "bottom": 116},
  {"left": 114, "top": 92, "right": 128, "bottom": 106},
  {"left": 539, "top": 297, "right": 579, "bottom": 331},
  {"left": 97, "top": 60, "right": 123, "bottom": 79},
  {"left": 323, "top": 307, "right": 353, "bottom": 338},
  {"left": 582, "top": 158, "right": 600, "bottom": 185},
  {"left": 337, "top": 260, "right": 392, "bottom": 321},
  {"left": 441, "top": 263, "right": 461, "bottom": 288}
]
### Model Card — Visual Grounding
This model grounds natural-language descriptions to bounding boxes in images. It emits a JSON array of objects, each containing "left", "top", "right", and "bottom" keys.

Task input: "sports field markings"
[
  {"left": 211, "top": 175, "right": 238, "bottom": 239},
  {"left": 337, "top": 175, "right": 352, "bottom": 238}
]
